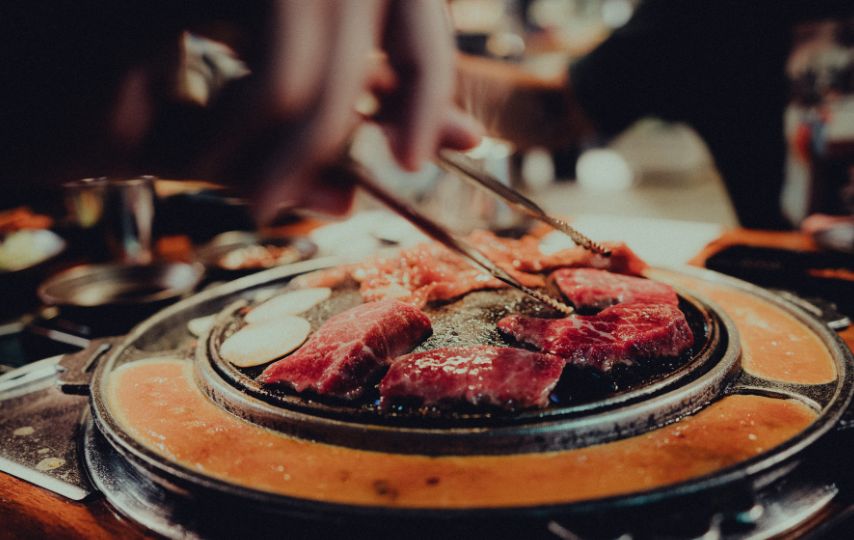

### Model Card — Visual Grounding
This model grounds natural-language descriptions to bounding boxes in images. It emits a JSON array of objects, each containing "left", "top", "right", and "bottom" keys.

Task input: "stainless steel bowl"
[
  {"left": 39, "top": 262, "right": 204, "bottom": 308},
  {"left": 38, "top": 262, "right": 205, "bottom": 334}
]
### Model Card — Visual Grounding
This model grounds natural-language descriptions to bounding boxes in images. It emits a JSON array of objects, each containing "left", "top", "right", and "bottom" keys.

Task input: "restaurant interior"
[{"left": 1, "top": 1, "right": 853, "bottom": 538}]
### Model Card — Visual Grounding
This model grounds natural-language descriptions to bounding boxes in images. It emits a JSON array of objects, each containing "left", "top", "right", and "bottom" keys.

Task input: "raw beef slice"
[
  {"left": 552, "top": 268, "right": 678, "bottom": 310},
  {"left": 380, "top": 345, "right": 564, "bottom": 410},
  {"left": 258, "top": 299, "right": 432, "bottom": 399},
  {"left": 497, "top": 304, "right": 693, "bottom": 372}
]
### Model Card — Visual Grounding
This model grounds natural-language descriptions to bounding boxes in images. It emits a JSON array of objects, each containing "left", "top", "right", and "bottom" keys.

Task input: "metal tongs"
[
  {"left": 338, "top": 155, "right": 607, "bottom": 315},
  {"left": 435, "top": 149, "right": 611, "bottom": 257}
]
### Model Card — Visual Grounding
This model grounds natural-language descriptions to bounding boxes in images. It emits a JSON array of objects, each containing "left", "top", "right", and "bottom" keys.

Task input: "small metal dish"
[
  {"left": 39, "top": 262, "right": 204, "bottom": 308},
  {"left": 196, "top": 231, "right": 317, "bottom": 279},
  {"left": 38, "top": 262, "right": 204, "bottom": 334}
]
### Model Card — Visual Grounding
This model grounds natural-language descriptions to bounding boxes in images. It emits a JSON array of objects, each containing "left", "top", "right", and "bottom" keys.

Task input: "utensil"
[
  {"left": 436, "top": 149, "right": 611, "bottom": 256},
  {"left": 201, "top": 276, "right": 726, "bottom": 455},
  {"left": 336, "top": 161, "right": 574, "bottom": 314},
  {"left": 704, "top": 244, "right": 854, "bottom": 317},
  {"left": 0, "top": 354, "right": 63, "bottom": 394},
  {"left": 39, "top": 262, "right": 204, "bottom": 308}
]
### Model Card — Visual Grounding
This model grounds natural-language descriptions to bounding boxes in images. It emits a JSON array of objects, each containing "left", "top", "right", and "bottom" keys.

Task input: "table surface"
[{"left": 1, "top": 228, "right": 851, "bottom": 540}]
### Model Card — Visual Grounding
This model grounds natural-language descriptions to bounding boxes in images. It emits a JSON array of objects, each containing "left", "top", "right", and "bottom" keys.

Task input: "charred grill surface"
[{"left": 207, "top": 282, "right": 719, "bottom": 428}]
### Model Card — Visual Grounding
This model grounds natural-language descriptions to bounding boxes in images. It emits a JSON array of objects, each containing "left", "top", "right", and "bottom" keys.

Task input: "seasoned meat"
[
  {"left": 258, "top": 300, "right": 432, "bottom": 399},
  {"left": 379, "top": 346, "right": 564, "bottom": 410},
  {"left": 352, "top": 233, "right": 647, "bottom": 307},
  {"left": 292, "top": 231, "right": 648, "bottom": 308},
  {"left": 552, "top": 268, "right": 678, "bottom": 310},
  {"left": 352, "top": 242, "right": 543, "bottom": 308},
  {"left": 498, "top": 304, "right": 693, "bottom": 372},
  {"left": 469, "top": 231, "right": 647, "bottom": 276},
  {"left": 581, "top": 241, "right": 648, "bottom": 276}
]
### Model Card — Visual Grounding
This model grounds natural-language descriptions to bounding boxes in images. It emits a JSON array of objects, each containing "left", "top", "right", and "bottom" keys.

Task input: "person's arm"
[
  {"left": 573, "top": 0, "right": 798, "bottom": 229},
  {"left": 174, "top": 0, "right": 481, "bottom": 222},
  {"left": 0, "top": 1, "right": 481, "bottom": 222}
]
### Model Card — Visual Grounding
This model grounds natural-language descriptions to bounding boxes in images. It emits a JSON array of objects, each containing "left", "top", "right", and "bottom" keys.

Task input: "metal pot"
[{"left": 38, "top": 261, "right": 204, "bottom": 334}]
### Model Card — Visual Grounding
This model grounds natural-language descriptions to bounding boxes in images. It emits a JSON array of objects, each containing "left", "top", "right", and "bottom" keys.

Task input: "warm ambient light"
[{"left": 576, "top": 148, "right": 635, "bottom": 191}]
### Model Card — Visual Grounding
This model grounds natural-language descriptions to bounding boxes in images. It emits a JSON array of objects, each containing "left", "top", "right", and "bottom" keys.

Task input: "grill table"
[{"left": 1, "top": 228, "right": 852, "bottom": 539}]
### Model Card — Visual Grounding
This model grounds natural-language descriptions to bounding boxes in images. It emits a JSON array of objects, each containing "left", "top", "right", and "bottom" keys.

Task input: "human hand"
[{"left": 191, "top": 0, "right": 481, "bottom": 223}]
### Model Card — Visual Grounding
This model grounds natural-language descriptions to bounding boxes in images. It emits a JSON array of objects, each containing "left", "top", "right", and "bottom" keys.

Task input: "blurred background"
[{"left": 1, "top": 0, "right": 852, "bottom": 366}]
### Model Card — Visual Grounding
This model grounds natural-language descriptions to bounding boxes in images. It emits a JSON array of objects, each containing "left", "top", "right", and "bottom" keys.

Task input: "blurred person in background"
[
  {"left": 457, "top": 0, "right": 854, "bottom": 230},
  {"left": 0, "top": 1, "right": 481, "bottom": 222}
]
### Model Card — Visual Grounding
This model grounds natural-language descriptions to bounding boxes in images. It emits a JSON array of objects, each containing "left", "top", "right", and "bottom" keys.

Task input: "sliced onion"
[
  {"left": 220, "top": 316, "right": 311, "bottom": 368},
  {"left": 245, "top": 288, "right": 331, "bottom": 324},
  {"left": 187, "top": 314, "right": 216, "bottom": 337}
]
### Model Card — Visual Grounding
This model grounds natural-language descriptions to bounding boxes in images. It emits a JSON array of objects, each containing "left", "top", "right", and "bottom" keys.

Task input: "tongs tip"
[
  {"left": 437, "top": 151, "right": 609, "bottom": 258},
  {"left": 547, "top": 216, "right": 611, "bottom": 257}
]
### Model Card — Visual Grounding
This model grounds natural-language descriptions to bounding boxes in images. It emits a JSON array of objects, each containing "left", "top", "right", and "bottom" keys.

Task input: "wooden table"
[{"left": 1, "top": 228, "right": 851, "bottom": 539}]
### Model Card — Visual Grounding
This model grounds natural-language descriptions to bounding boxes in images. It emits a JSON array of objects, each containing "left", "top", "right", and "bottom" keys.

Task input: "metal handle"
[
  {"left": 57, "top": 337, "right": 120, "bottom": 395},
  {"left": 0, "top": 355, "right": 64, "bottom": 395}
]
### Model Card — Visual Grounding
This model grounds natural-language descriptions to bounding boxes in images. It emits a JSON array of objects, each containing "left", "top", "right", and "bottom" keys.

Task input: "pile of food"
[
  {"left": 217, "top": 243, "right": 305, "bottom": 271},
  {"left": 0, "top": 206, "right": 63, "bottom": 272},
  {"left": 0, "top": 206, "right": 53, "bottom": 233},
  {"left": 215, "top": 230, "right": 695, "bottom": 412}
]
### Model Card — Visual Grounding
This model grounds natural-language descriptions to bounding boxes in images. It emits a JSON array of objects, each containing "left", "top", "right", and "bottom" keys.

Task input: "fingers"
[
  {"left": 302, "top": 0, "right": 384, "bottom": 163},
  {"left": 250, "top": 161, "right": 357, "bottom": 224},
  {"left": 382, "top": 0, "right": 455, "bottom": 170},
  {"left": 191, "top": 0, "right": 466, "bottom": 224},
  {"left": 200, "top": 1, "right": 333, "bottom": 181},
  {"left": 252, "top": 0, "right": 384, "bottom": 223},
  {"left": 365, "top": 51, "right": 397, "bottom": 95},
  {"left": 252, "top": 106, "right": 481, "bottom": 224},
  {"left": 439, "top": 106, "right": 483, "bottom": 151},
  {"left": 269, "top": 0, "right": 329, "bottom": 115}
]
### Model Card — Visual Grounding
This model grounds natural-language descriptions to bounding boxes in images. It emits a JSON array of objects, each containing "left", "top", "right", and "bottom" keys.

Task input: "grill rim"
[
  {"left": 84, "top": 263, "right": 853, "bottom": 515},
  {"left": 203, "top": 285, "right": 723, "bottom": 428}
]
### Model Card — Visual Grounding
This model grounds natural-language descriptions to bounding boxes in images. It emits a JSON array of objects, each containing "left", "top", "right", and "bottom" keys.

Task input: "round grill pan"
[
  {"left": 63, "top": 260, "right": 852, "bottom": 523},
  {"left": 195, "top": 280, "right": 737, "bottom": 454}
]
